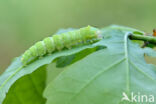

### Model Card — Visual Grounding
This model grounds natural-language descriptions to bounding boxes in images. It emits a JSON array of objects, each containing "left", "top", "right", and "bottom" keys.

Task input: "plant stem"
[{"left": 129, "top": 34, "right": 156, "bottom": 44}]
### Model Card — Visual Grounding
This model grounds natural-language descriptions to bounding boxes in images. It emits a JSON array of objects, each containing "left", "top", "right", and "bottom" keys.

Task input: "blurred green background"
[{"left": 0, "top": 0, "right": 156, "bottom": 73}]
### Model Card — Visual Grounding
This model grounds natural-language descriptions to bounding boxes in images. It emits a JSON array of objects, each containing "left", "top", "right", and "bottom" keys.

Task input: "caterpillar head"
[{"left": 82, "top": 26, "right": 102, "bottom": 41}]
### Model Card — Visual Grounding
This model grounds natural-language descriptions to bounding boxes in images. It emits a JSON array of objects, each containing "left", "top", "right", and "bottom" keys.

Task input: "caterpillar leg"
[
  {"left": 39, "top": 56, "right": 43, "bottom": 59},
  {"left": 89, "top": 40, "right": 94, "bottom": 43},
  {"left": 66, "top": 45, "right": 72, "bottom": 49},
  {"left": 57, "top": 48, "right": 62, "bottom": 51}
]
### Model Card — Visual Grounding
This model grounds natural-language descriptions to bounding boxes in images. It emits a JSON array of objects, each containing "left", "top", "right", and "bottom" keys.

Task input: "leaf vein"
[
  {"left": 130, "top": 60, "right": 156, "bottom": 82},
  {"left": 67, "top": 57, "right": 125, "bottom": 104}
]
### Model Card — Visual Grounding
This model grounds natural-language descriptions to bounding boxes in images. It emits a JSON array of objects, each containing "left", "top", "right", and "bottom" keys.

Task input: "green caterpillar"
[{"left": 21, "top": 26, "right": 102, "bottom": 65}]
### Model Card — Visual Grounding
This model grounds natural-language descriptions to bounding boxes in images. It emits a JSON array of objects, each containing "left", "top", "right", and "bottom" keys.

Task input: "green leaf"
[
  {"left": 1, "top": 25, "right": 155, "bottom": 104},
  {"left": 44, "top": 28, "right": 156, "bottom": 104},
  {"left": 47, "top": 46, "right": 105, "bottom": 84},
  {"left": 0, "top": 41, "right": 100, "bottom": 104},
  {"left": 56, "top": 46, "right": 103, "bottom": 68},
  {"left": 107, "top": 25, "right": 144, "bottom": 34},
  {"left": 46, "top": 63, "right": 65, "bottom": 85},
  {"left": 2, "top": 66, "right": 46, "bottom": 104}
]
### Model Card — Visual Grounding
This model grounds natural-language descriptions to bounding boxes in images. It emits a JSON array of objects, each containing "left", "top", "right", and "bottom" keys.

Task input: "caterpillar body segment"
[
  {"left": 36, "top": 41, "right": 46, "bottom": 56},
  {"left": 53, "top": 35, "right": 64, "bottom": 51},
  {"left": 21, "top": 26, "right": 102, "bottom": 65},
  {"left": 43, "top": 37, "right": 55, "bottom": 54},
  {"left": 29, "top": 46, "right": 38, "bottom": 57},
  {"left": 62, "top": 33, "right": 71, "bottom": 48}
]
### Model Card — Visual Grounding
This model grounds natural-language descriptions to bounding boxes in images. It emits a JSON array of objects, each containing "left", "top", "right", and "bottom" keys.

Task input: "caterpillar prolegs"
[{"left": 21, "top": 26, "right": 102, "bottom": 65}]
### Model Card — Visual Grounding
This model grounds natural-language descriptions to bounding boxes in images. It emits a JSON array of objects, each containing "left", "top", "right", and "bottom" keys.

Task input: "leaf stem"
[{"left": 129, "top": 33, "right": 156, "bottom": 44}]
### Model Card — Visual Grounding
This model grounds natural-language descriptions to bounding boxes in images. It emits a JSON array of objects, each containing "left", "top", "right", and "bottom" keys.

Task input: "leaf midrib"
[{"left": 124, "top": 33, "right": 131, "bottom": 95}]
